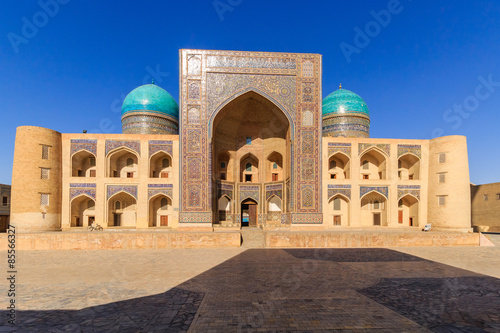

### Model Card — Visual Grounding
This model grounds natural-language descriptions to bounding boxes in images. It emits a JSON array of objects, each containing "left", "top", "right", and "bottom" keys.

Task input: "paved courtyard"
[{"left": 1, "top": 246, "right": 500, "bottom": 332}]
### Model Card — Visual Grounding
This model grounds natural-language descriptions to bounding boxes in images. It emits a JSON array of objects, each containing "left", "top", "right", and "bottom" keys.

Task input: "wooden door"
[
  {"left": 398, "top": 211, "right": 403, "bottom": 224},
  {"left": 373, "top": 213, "right": 381, "bottom": 226},
  {"left": 113, "top": 213, "right": 121, "bottom": 226},
  {"left": 248, "top": 204, "right": 257, "bottom": 227},
  {"left": 75, "top": 217, "right": 81, "bottom": 227},
  {"left": 333, "top": 215, "right": 341, "bottom": 226},
  {"left": 160, "top": 215, "right": 169, "bottom": 227},
  {"left": 90, "top": 170, "right": 96, "bottom": 177}
]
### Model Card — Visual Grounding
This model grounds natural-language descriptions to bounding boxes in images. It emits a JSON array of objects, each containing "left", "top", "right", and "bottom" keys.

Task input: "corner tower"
[
  {"left": 121, "top": 83, "right": 179, "bottom": 134},
  {"left": 322, "top": 85, "right": 370, "bottom": 137}
]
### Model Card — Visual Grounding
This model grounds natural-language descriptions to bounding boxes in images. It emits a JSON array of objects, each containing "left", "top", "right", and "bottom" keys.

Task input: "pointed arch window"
[{"left": 126, "top": 158, "right": 134, "bottom": 167}]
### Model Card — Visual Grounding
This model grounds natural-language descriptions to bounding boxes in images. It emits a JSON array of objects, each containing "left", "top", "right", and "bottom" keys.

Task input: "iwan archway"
[
  {"left": 212, "top": 91, "right": 291, "bottom": 227},
  {"left": 179, "top": 49, "right": 323, "bottom": 227}
]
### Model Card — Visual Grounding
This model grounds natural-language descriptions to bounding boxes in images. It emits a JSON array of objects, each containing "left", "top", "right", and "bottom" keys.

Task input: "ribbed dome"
[
  {"left": 122, "top": 84, "right": 179, "bottom": 120},
  {"left": 322, "top": 88, "right": 369, "bottom": 117}
]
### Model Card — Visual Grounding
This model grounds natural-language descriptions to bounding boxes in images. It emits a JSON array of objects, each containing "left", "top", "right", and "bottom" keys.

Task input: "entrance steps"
[
  {"left": 483, "top": 233, "right": 500, "bottom": 246},
  {"left": 240, "top": 227, "right": 266, "bottom": 248}
]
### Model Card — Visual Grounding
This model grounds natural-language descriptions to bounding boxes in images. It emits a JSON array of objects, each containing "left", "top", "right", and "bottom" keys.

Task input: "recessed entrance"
[
  {"left": 373, "top": 213, "right": 381, "bottom": 226},
  {"left": 241, "top": 198, "right": 257, "bottom": 227},
  {"left": 211, "top": 91, "right": 291, "bottom": 227}
]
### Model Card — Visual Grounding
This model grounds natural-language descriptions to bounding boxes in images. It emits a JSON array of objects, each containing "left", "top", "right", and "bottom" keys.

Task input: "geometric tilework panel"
[
  {"left": 265, "top": 183, "right": 283, "bottom": 201},
  {"left": 70, "top": 139, "right": 97, "bottom": 156},
  {"left": 187, "top": 157, "right": 202, "bottom": 180},
  {"left": 291, "top": 213, "right": 322, "bottom": 224},
  {"left": 70, "top": 188, "right": 96, "bottom": 200},
  {"left": 149, "top": 140, "right": 173, "bottom": 157},
  {"left": 397, "top": 185, "right": 421, "bottom": 201},
  {"left": 105, "top": 140, "right": 141, "bottom": 156},
  {"left": 218, "top": 182, "right": 234, "bottom": 200},
  {"left": 358, "top": 143, "right": 390, "bottom": 157},
  {"left": 148, "top": 182, "right": 173, "bottom": 200},
  {"left": 301, "top": 185, "right": 314, "bottom": 208},
  {"left": 301, "top": 131, "right": 315, "bottom": 155},
  {"left": 328, "top": 142, "right": 351, "bottom": 157},
  {"left": 397, "top": 144, "right": 421, "bottom": 159},
  {"left": 206, "top": 73, "right": 297, "bottom": 132},
  {"left": 327, "top": 185, "right": 351, "bottom": 201},
  {"left": 187, "top": 185, "right": 202, "bottom": 208},
  {"left": 179, "top": 212, "right": 212, "bottom": 223},
  {"left": 239, "top": 185, "right": 260, "bottom": 203},
  {"left": 107, "top": 185, "right": 138, "bottom": 201},
  {"left": 360, "top": 186, "right": 388, "bottom": 199}
]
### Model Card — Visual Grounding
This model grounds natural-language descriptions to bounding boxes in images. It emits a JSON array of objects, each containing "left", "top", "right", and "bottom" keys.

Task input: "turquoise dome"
[
  {"left": 322, "top": 88, "right": 369, "bottom": 117},
  {"left": 122, "top": 84, "right": 179, "bottom": 119}
]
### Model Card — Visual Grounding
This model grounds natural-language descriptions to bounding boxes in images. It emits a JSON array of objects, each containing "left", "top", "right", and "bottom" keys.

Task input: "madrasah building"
[{"left": 10, "top": 49, "right": 472, "bottom": 233}]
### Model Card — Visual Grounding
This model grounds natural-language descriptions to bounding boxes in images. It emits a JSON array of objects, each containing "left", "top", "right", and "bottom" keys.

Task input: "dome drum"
[
  {"left": 322, "top": 87, "right": 370, "bottom": 138},
  {"left": 122, "top": 113, "right": 179, "bottom": 135},
  {"left": 322, "top": 114, "right": 370, "bottom": 138}
]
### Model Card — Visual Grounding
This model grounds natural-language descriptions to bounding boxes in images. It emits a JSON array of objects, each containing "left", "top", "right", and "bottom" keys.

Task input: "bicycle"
[{"left": 87, "top": 223, "right": 103, "bottom": 231}]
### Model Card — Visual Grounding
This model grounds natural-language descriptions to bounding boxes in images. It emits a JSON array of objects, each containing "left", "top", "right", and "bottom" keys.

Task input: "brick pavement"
[{"left": 1, "top": 247, "right": 499, "bottom": 332}]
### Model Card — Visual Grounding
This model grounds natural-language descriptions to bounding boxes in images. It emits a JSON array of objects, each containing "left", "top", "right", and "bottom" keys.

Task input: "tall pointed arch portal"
[{"left": 179, "top": 49, "right": 323, "bottom": 227}]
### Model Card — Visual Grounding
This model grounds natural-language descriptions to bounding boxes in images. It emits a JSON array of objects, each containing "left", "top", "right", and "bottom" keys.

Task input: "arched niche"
[
  {"left": 398, "top": 194, "right": 419, "bottom": 227},
  {"left": 149, "top": 194, "right": 172, "bottom": 227},
  {"left": 398, "top": 153, "right": 420, "bottom": 180},
  {"left": 267, "top": 152, "right": 283, "bottom": 182},
  {"left": 107, "top": 148, "right": 139, "bottom": 178},
  {"left": 217, "top": 195, "right": 231, "bottom": 222},
  {"left": 108, "top": 191, "right": 137, "bottom": 227},
  {"left": 217, "top": 151, "right": 232, "bottom": 181},
  {"left": 328, "top": 194, "right": 350, "bottom": 226},
  {"left": 361, "top": 191, "right": 388, "bottom": 226},
  {"left": 240, "top": 153, "right": 259, "bottom": 183},
  {"left": 70, "top": 195, "right": 95, "bottom": 227},
  {"left": 150, "top": 151, "right": 172, "bottom": 178},
  {"left": 328, "top": 152, "right": 350, "bottom": 180},
  {"left": 71, "top": 150, "right": 96, "bottom": 178},
  {"left": 360, "top": 148, "right": 388, "bottom": 180}
]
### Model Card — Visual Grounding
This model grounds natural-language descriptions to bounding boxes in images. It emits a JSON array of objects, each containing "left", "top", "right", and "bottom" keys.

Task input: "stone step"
[
  {"left": 240, "top": 227, "right": 266, "bottom": 248},
  {"left": 484, "top": 233, "right": 500, "bottom": 246}
]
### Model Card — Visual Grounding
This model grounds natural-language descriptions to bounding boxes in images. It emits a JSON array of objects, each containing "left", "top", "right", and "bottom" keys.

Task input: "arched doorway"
[
  {"left": 70, "top": 195, "right": 95, "bottom": 227},
  {"left": 211, "top": 91, "right": 291, "bottom": 227},
  {"left": 398, "top": 195, "right": 419, "bottom": 226},
  {"left": 108, "top": 192, "right": 137, "bottom": 227},
  {"left": 328, "top": 194, "right": 350, "bottom": 226},
  {"left": 361, "top": 191, "right": 388, "bottom": 226},
  {"left": 149, "top": 194, "right": 172, "bottom": 227},
  {"left": 241, "top": 198, "right": 258, "bottom": 227}
]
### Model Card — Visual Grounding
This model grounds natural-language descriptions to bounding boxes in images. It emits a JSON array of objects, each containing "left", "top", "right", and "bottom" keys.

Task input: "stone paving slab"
[{"left": 1, "top": 247, "right": 499, "bottom": 331}]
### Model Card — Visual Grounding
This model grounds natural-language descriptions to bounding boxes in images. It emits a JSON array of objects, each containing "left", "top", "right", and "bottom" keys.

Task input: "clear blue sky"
[{"left": 1, "top": 0, "right": 499, "bottom": 185}]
